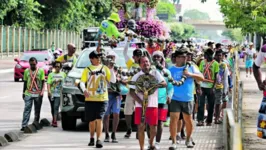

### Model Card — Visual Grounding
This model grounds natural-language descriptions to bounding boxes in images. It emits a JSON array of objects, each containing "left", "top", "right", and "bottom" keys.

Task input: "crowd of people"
[{"left": 18, "top": 12, "right": 260, "bottom": 150}]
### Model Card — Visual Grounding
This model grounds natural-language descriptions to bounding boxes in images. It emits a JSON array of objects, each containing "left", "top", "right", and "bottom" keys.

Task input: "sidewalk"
[{"left": 242, "top": 71, "right": 266, "bottom": 149}]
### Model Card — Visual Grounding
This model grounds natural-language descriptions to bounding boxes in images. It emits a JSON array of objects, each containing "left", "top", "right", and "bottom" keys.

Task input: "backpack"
[{"left": 63, "top": 54, "right": 79, "bottom": 62}]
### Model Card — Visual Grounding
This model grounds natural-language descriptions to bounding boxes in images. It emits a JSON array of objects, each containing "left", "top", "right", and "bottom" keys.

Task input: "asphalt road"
[{"left": 0, "top": 70, "right": 224, "bottom": 150}]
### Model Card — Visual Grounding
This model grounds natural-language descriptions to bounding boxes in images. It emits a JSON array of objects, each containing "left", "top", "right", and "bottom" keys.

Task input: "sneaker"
[
  {"left": 124, "top": 129, "right": 131, "bottom": 138},
  {"left": 88, "top": 138, "right": 95, "bottom": 146},
  {"left": 169, "top": 143, "right": 177, "bottom": 150},
  {"left": 176, "top": 135, "right": 182, "bottom": 144},
  {"left": 96, "top": 140, "right": 103, "bottom": 148},
  {"left": 148, "top": 145, "right": 156, "bottom": 150},
  {"left": 104, "top": 135, "right": 110, "bottom": 143},
  {"left": 20, "top": 127, "right": 25, "bottom": 131},
  {"left": 111, "top": 133, "right": 118, "bottom": 143},
  {"left": 164, "top": 118, "right": 170, "bottom": 127},
  {"left": 186, "top": 139, "right": 194, "bottom": 148},
  {"left": 52, "top": 121, "right": 58, "bottom": 127},
  {"left": 155, "top": 142, "right": 160, "bottom": 150}
]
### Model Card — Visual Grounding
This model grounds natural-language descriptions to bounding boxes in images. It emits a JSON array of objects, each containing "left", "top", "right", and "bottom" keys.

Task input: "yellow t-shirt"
[
  {"left": 56, "top": 55, "right": 77, "bottom": 65},
  {"left": 126, "top": 58, "right": 139, "bottom": 81},
  {"left": 81, "top": 65, "right": 111, "bottom": 102}
]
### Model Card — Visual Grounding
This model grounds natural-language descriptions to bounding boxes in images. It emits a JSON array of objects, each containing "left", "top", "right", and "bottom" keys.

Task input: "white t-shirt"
[
  {"left": 255, "top": 50, "right": 266, "bottom": 66},
  {"left": 245, "top": 48, "right": 256, "bottom": 61},
  {"left": 129, "top": 70, "right": 165, "bottom": 108}
]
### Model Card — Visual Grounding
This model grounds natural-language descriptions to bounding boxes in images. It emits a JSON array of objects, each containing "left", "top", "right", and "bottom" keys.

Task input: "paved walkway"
[{"left": 242, "top": 71, "right": 266, "bottom": 150}]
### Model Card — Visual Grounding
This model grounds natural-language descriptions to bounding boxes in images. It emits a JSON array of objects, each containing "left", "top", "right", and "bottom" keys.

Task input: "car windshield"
[
  {"left": 76, "top": 48, "right": 134, "bottom": 68},
  {"left": 20, "top": 53, "right": 49, "bottom": 62}
]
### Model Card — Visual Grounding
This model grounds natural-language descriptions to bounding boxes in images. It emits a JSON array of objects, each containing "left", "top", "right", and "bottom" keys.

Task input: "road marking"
[
  {"left": 0, "top": 68, "right": 13, "bottom": 74},
  {"left": 0, "top": 96, "right": 10, "bottom": 99}
]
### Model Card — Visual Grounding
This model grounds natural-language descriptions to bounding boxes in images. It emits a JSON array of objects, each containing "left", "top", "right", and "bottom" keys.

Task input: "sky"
[{"left": 179, "top": 0, "right": 224, "bottom": 21}]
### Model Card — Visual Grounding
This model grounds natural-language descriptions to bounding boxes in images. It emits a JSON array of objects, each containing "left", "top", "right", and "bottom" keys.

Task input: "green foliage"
[
  {"left": 39, "top": 0, "right": 113, "bottom": 31},
  {"left": 183, "top": 9, "right": 210, "bottom": 20},
  {"left": 156, "top": 1, "right": 176, "bottom": 17},
  {"left": 1, "top": 0, "right": 113, "bottom": 31},
  {"left": 0, "top": 0, "right": 17, "bottom": 20},
  {"left": 218, "top": 0, "right": 266, "bottom": 35},
  {"left": 222, "top": 28, "right": 243, "bottom": 42},
  {"left": 168, "top": 22, "right": 195, "bottom": 39},
  {"left": 2, "top": 0, "right": 43, "bottom": 29}
]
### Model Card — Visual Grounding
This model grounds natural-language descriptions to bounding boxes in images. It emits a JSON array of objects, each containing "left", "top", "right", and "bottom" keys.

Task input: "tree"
[
  {"left": 222, "top": 28, "right": 244, "bottom": 42},
  {"left": 168, "top": 22, "right": 196, "bottom": 39},
  {"left": 3, "top": 0, "right": 43, "bottom": 29},
  {"left": 218, "top": 0, "right": 266, "bottom": 43},
  {"left": 183, "top": 9, "right": 210, "bottom": 20},
  {"left": 156, "top": 1, "right": 176, "bottom": 18},
  {"left": 0, "top": 0, "right": 17, "bottom": 21},
  {"left": 38, "top": 0, "right": 113, "bottom": 31}
]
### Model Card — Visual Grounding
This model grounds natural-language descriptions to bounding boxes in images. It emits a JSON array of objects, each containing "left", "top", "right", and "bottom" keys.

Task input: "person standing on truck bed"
[
  {"left": 79, "top": 50, "right": 116, "bottom": 148},
  {"left": 56, "top": 43, "right": 77, "bottom": 65},
  {"left": 96, "top": 12, "right": 121, "bottom": 39}
]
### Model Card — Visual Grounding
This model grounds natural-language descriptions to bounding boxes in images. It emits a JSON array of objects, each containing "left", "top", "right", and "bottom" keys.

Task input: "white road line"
[
  {"left": 0, "top": 68, "right": 13, "bottom": 74},
  {"left": 0, "top": 96, "right": 10, "bottom": 99}
]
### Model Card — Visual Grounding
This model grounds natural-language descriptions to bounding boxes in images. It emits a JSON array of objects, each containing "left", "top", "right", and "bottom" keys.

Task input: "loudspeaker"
[
  {"left": 40, "top": 118, "right": 50, "bottom": 127},
  {"left": 24, "top": 124, "right": 37, "bottom": 133}
]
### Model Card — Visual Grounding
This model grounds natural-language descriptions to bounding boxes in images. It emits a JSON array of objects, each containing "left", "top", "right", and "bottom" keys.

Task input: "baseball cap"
[
  {"left": 215, "top": 49, "right": 223, "bottom": 55},
  {"left": 89, "top": 50, "right": 102, "bottom": 59},
  {"left": 174, "top": 47, "right": 189, "bottom": 56},
  {"left": 207, "top": 41, "right": 215, "bottom": 46},
  {"left": 133, "top": 49, "right": 143, "bottom": 56},
  {"left": 205, "top": 48, "right": 214, "bottom": 56}
]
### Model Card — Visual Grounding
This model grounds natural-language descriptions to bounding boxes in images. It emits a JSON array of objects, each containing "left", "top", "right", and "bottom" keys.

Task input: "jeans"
[
  {"left": 197, "top": 88, "right": 215, "bottom": 123},
  {"left": 48, "top": 96, "right": 54, "bottom": 116},
  {"left": 53, "top": 97, "right": 60, "bottom": 116},
  {"left": 22, "top": 95, "right": 43, "bottom": 127}
]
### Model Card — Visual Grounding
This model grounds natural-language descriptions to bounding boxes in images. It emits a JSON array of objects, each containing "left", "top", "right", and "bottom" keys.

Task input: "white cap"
[
  {"left": 106, "top": 50, "right": 118, "bottom": 60},
  {"left": 249, "top": 42, "right": 254, "bottom": 45}
]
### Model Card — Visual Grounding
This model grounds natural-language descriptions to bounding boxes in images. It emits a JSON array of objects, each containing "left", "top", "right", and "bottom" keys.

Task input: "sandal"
[
  {"left": 215, "top": 120, "right": 223, "bottom": 124},
  {"left": 206, "top": 123, "right": 212, "bottom": 126},
  {"left": 196, "top": 121, "right": 204, "bottom": 126}
]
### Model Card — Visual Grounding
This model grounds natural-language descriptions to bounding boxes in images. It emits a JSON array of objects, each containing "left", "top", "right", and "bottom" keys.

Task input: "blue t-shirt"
[
  {"left": 157, "top": 68, "right": 174, "bottom": 104},
  {"left": 170, "top": 65, "right": 200, "bottom": 102}
]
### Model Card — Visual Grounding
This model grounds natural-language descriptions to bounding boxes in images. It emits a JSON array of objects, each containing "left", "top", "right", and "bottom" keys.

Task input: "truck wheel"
[{"left": 61, "top": 112, "right": 77, "bottom": 130}]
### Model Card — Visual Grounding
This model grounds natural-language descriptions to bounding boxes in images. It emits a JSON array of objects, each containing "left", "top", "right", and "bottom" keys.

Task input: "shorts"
[
  {"left": 158, "top": 104, "right": 168, "bottom": 121},
  {"left": 85, "top": 101, "right": 107, "bottom": 122},
  {"left": 124, "top": 94, "right": 135, "bottom": 115},
  {"left": 105, "top": 93, "right": 121, "bottom": 115},
  {"left": 223, "top": 95, "right": 229, "bottom": 102},
  {"left": 179, "top": 112, "right": 183, "bottom": 120},
  {"left": 245, "top": 60, "right": 253, "bottom": 68},
  {"left": 169, "top": 100, "right": 193, "bottom": 115},
  {"left": 215, "top": 89, "right": 223, "bottom": 105},
  {"left": 134, "top": 107, "right": 158, "bottom": 125}
]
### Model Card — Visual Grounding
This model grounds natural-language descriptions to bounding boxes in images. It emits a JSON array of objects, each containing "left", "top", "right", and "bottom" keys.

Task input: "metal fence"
[
  {"left": 223, "top": 50, "right": 244, "bottom": 150},
  {"left": 0, "top": 25, "right": 81, "bottom": 58}
]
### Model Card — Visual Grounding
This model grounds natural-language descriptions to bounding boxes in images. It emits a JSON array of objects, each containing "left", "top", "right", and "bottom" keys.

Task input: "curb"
[{"left": 0, "top": 118, "right": 50, "bottom": 148}]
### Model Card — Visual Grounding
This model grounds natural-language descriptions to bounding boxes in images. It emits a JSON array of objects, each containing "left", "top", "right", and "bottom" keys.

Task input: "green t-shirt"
[
  {"left": 199, "top": 60, "right": 219, "bottom": 88},
  {"left": 47, "top": 72, "right": 66, "bottom": 97},
  {"left": 99, "top": 20, "right": 120, "bottom": 38},
  {"left": 23, "top": 68, "right": 45, "bottom": 97}
]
